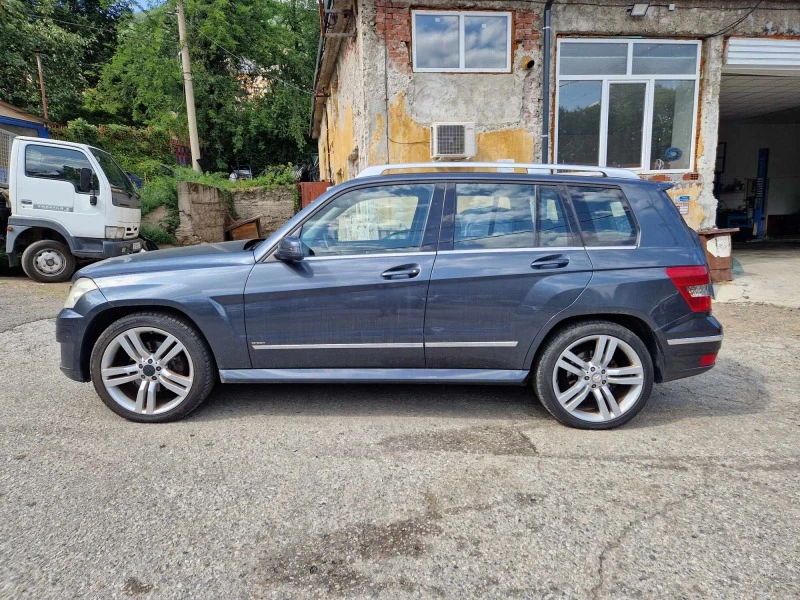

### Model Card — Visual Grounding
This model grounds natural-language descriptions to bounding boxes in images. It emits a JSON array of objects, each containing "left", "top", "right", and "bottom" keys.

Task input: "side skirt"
[{"left": 219, "top": 368, "right": 530, "bottom": 385}]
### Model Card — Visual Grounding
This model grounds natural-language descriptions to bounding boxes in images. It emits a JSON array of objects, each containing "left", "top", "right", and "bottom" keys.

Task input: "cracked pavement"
[{"left": 0, "top": 275, "right": 798, "bottom": 599}]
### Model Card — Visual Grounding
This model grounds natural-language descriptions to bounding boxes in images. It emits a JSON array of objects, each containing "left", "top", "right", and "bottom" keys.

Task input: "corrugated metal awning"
[{"left": 725, "top": 38, "right": 800, "bottom": 75}]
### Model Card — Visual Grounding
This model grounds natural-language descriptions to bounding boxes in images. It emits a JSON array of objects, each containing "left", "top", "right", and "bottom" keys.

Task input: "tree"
[
  {"left": 0, "top": 0, "right": 86, "bottom": 122},
  {"left": 93, "top": 0, "right": 319, "bottom": 169}
]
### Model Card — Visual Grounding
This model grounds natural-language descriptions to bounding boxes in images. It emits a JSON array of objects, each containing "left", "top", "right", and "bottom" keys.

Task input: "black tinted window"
[
  {"left": 537, "top": 186, "right": 573, "bottom": 247},
  {"left": 454, "top": 183, "right": 535, "bottom": 249},
  {"left": 568, "top": 186, "right": 637, "bottom": 246},
  {"left": 25, "top": 145, "right": 92, "bottom": 189}
]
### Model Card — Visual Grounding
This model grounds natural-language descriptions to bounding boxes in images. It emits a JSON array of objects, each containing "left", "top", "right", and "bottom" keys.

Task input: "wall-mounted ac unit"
[{"left": 430, "top": 122, "right": 476, "bottom": 160}]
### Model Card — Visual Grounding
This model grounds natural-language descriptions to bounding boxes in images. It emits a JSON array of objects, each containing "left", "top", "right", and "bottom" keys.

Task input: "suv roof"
[{"left": 355, "top": 162, "right": 641, "bottom": 180}]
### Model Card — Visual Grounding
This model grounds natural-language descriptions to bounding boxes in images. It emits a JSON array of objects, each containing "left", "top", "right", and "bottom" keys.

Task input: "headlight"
[
  {"left": 105, "top": 226, "right": 126, "bottom": 240},
  {"left": 64, "top": 278, "right": 98, "bottom": 309}
]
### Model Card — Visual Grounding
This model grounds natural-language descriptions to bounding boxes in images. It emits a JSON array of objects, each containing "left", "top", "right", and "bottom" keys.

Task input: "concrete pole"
[
  {"left": 34, "top": 52, "right": 48, "bottom": 120},
  {"left": 176, "top": 0, "right": 202, "bottom": 172}
]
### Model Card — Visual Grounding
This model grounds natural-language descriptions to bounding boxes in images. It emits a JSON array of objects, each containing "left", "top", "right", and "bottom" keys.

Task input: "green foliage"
[
  {"left": 93, "top": 0, "right": 319, "bottom": 170},
  {"left": 139, "top": 223, "right": 176, "bottom": 246},
  {"left": 53, "top": 118, "right": 176, "bottom": 179},
  {"left": 171, "top": 165, "right": 297, "bottom": 190},
  {"left": 139, "top": 176, "right": 178, "bottom": 216},
  {"left": 0, "top": 1, "right": 133, "bottom": 123}
]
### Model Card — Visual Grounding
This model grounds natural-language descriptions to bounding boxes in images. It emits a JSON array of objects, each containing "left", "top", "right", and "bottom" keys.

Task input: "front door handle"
[
  {"left": 381, "top": 263, "right": 421, "bottom": 280},
  {"left": 531, "top": 254, "right": 570, "bottom": 270}
]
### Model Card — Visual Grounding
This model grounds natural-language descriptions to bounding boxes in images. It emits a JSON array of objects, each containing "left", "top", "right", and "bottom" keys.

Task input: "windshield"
[{"left": 90, "top": 147, "right": 137, "bottom": 196}]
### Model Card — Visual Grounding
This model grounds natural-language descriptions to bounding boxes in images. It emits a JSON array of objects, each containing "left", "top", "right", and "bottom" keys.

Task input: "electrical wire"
[{"left": 703, "top": 0, "right": 765, "bottom": 38}]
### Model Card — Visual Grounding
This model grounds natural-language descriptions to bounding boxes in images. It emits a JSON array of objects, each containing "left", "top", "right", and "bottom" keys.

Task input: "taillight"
[
  {"left": 666, "top": 266, "right": 712, "bottom": 312},
  {"left": 699, "top": 353, "right": 717, "bottom": 367}
]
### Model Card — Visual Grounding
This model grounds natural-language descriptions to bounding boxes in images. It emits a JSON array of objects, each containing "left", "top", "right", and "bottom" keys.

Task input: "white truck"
[{"left": 1, "top": 131, "right": 143, "bottom": 282}]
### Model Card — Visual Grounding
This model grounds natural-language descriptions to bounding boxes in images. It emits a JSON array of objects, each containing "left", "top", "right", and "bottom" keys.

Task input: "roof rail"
[{"left": 355, "top": 162, "right": 640, "bottom": 180}]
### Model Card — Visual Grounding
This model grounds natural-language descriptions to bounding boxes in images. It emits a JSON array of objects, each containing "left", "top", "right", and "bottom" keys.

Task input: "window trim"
[
  {"left": 411, "top": 10, "right": 513, "bottom": 73},
  {"left": 554, "top": 38, "right": 701, "bottom": 174}
]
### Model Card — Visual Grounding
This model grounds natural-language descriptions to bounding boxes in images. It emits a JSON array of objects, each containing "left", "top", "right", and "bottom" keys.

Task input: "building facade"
[{"left": 312, "top": 0, "right": 800, "bottom": 234}]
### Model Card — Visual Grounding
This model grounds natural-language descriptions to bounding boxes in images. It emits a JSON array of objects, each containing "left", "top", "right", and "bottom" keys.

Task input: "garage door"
[{"left": 725, "top": 38, "right": 800, "bottom": 76}]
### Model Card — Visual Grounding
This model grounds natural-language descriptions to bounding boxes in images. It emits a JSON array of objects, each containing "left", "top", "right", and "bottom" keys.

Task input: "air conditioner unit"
[{"left": 430, "top": 122, "right": 476, "bottom": 160}]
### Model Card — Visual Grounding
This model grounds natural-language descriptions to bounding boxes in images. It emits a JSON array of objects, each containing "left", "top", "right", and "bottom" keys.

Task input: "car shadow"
[{"left": 189, "top": 354, "right": 768, "bottom": 427}]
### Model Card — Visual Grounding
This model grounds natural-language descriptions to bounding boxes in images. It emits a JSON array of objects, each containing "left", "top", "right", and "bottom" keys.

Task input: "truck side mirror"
[
  {"left": 79, "top": 168, "right": 93, "bottom": 193},
  {"left": 79, "top": 168, "right": 98, "bottom": 205}
]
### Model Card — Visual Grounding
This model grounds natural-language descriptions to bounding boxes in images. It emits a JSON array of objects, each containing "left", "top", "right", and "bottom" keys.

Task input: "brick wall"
[{"left": 375, "top": 0, "right": 411, "bottom": 71}]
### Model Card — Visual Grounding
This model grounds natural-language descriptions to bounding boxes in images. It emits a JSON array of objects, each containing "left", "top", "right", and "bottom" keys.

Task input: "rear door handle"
[
  {"left": 381, "top": 263, "right": 421, "bottom": 280},
  {"left": 531, "top": 254, "right": 570, "bottom": 270}
]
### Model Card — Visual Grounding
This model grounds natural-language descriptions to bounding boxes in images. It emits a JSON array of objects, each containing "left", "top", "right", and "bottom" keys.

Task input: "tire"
[
  {"left": 90, "top": 312, "right": 216, "bottom": 423},
  {"left": 533, "top": 320, "right": 654, "bottom": 430},
  {"left": 21, "top": 239, "right": 75, "bottom": 283}
]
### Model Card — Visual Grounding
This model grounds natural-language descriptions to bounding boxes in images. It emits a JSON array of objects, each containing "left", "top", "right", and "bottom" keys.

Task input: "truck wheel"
[
  {"left": 533, "top": 320, "right": 654, "bottom": 430},
  {"left": 21, "top": 240, "right": 76, "bottom": 283}
]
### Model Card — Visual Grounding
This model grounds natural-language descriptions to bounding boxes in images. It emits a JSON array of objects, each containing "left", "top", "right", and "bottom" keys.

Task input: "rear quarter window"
[{"left": 567, "top": 186, "right": 638, "bottom": 247}]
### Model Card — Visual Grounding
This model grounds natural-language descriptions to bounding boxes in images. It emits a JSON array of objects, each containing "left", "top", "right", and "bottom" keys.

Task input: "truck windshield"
[{"left": 90, "top": 148, "right": 137, "bottom": 196}]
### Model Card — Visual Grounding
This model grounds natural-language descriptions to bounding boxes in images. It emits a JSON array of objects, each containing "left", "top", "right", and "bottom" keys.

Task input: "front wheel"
[
  {"left": 90, "top": 312, "right": 216, "bottom": 423},
  {"left": 21, "top": 239, "right": 75, "bottom": 283},
  {"left": 533, "top": 321, "right": 654, "bottom": 430}
]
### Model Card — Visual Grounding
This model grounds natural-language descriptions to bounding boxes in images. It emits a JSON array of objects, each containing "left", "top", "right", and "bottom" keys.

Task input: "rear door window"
[
  {"left": 537, "top": 186, "right": 574, "bottom": 247},
  {"left": 567, "top": 186, "right": 638, "bottom": 246},
  {"left": 454, "top": 183, "right": 535, "bottom": 249}
]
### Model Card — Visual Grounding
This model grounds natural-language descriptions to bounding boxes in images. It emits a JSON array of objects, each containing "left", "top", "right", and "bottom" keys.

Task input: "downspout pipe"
[{"left": 541, "top": 0, "right": 554, "bottom": 162}]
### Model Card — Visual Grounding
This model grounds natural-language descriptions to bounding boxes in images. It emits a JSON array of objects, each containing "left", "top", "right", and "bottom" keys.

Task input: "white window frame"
[
  {"left": 554, "top": 38, "right": 702, "bottom": 174},
  {"left": 411, "top": 10, "right": 512, "bottom": 73}
]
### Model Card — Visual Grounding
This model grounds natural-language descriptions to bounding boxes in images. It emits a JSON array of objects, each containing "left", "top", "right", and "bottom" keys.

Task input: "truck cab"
[{"left": 1, "top": 135, "right": 143, "bottom": 282}]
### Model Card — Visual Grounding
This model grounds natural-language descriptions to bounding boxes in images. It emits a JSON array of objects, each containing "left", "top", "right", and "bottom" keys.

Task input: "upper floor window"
[
  {"left": 555, "top": 39, "right": 701, "bottom": 173},
  {"left": 412, "top": 11, "right": 512, "bottom": 73}
]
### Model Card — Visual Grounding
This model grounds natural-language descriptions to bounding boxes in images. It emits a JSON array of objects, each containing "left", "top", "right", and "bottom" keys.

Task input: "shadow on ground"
[{"left": 189, "top": 354, "right": 768, "bottom": 428}]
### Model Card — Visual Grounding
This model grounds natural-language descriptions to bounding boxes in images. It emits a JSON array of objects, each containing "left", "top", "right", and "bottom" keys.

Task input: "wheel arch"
[
  {"left": 7, "top": 220, "right": 75, "bottom": 266},
  {"left": 79, "top": 305, "right": 218, "bottom": 382},
  {"left": 525, "top": 312, "right": 666, "bottom": 383}
]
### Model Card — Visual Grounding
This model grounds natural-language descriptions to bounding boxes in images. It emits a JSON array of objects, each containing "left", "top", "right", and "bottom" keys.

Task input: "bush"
[{"left": 139, "top": 224, "right": 176, "bottom": 246}]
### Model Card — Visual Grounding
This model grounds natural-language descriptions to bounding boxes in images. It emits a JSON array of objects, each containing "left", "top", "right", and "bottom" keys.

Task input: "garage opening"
[{"left": 714, "top": 39, "right": 800, "bottom": 241}]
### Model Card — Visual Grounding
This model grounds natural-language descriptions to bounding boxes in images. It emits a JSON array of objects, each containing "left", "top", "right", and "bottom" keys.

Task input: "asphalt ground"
[{"left": 1, "top": 274, "right": 798, "bottom": 599}]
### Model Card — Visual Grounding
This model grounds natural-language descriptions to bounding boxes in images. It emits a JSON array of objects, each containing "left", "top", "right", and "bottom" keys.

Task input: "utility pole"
[
  {"left": 176, "top": 0, "right": 202, "bottom": 172},
  {"left": 34, "top": 52, "right": 48, "bottom": 120}
]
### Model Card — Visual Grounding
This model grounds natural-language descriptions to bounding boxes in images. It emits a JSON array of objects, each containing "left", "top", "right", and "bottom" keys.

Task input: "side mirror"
[
  {"left": 79, "top": 168, "right": 93, "bottom": 193},
  {"left": 274, "top": 236, "right": 304, "bottom": 262}
]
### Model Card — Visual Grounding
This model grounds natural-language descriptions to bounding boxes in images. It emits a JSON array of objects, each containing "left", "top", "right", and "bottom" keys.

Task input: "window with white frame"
[
  {"left": 412, "top": 11, "right": 512, "bottom": 73},
  {"left": 555, "top": 39, "right": 701, "bottom": 172}
]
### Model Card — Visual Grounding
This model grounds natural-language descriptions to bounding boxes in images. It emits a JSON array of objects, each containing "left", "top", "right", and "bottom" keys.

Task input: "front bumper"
[
  {"left": 56, "top": 288, "right": 109, "bottom": 383},
  {"left": 72, "top": 237, "right": 144, "bottom": 260},
  {"left": 658, "top": 315, "right": 724, "bottom": 382}
]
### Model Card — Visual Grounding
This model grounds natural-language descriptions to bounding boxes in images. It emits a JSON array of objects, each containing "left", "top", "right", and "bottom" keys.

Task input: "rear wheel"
[
  {"left": 533, "top": 320, "right": 654, "bottom": 429},
  {"left": 21, "top": 239, "right": 75, "bottom": 283},
  {"left": 90, "top": 312, "right": 216, "bottom": 423}
]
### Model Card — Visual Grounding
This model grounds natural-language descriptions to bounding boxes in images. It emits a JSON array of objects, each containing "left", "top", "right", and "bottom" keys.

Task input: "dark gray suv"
[{"left": 56, "top": 163, "right": 723, "bottom": 429}]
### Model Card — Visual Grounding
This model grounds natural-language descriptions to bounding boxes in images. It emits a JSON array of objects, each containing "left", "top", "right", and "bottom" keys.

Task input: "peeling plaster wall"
[{"left": 317, "top": 0, "right": 800, "bottom": 229}]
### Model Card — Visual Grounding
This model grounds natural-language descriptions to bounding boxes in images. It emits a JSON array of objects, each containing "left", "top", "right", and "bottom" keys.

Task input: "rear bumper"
[{"left": 658, "top": 315, "right": 723, "bottom": 382}]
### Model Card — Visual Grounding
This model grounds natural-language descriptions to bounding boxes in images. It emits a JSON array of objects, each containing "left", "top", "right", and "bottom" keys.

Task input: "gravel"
[{"left": 1, "top": 276, "right": 798, "bottom": 599}]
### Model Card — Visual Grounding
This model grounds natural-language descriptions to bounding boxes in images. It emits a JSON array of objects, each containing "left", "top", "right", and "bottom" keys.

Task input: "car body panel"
[{"left": 56, "top": 170, "right": 722, "bottom": 393}]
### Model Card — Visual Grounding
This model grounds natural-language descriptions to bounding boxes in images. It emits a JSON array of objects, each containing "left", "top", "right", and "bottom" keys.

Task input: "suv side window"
[
  {"left": 25, "top": 145, "right": 93, "bottom": 192},
  {"left": 454, "top": 183, "right": 535, "bottom": 249},
  {"left": 299, "top": 184, "right": 434, "bottom": 256},
  {"left": 567, "top": 186, "right": 638, "bottom": 246}
]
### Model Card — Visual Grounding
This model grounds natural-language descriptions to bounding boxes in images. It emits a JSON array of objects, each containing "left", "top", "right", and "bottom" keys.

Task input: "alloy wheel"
[
  {"left": 100, "top": 327, "right": 194, "bottom": 416},
  {"left": 551, "top": 334, "right": 644, "bottom": 423}
]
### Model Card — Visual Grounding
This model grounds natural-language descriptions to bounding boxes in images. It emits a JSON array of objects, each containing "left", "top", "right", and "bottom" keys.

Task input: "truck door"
[{"left": 14, "top": 141, "right": 103, "bottom": 239}]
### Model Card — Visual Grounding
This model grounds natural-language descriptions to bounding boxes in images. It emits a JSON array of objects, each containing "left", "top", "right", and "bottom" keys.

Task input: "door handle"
[
  {"left": 531, "top": 254, "right": 570, "bottom": 270},
  {"left": 381, "top": 264, "right": 421, "bottom": 280},
  {"left": 20, "top": 200, "right": 32, "bottom": 205}
]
